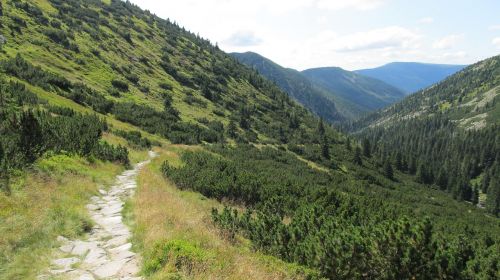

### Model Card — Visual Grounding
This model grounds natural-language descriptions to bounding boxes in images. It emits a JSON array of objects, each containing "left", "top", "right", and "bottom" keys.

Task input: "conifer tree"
[
  {"left": 384, "top": 161, "right": 394, "bottom": 180},
  {"left": 408, "top": 157, "right": 417, "bottom": 175},
  {"left": 321, "top": 136, "right": 330, "bottom": 159},
  {"left": 353, "top": 146, "right": 362, "bottom": 165},
  {"left": 485, "top": 176, "right": 499, "bottom": 216},
  {"left": 395, "top": 152, "right": 402, "bottom": 171},
  {"left": 345, "top": 137, "right": 352, "bottom": 151},
  {"left": 227, "top": 120, "right": 238, "bottom": 138},
  {"left": 362, "top": 138, "right": 371, "bottom": 158},
  {"left": 20, "top": 110, "right": 43, "bottom": 163},
  {"left": 317, "top": 118, "right": 325, "bottom": 136}
]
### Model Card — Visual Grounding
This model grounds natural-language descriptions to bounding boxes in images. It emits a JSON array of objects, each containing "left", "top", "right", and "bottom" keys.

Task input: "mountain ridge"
[
  {"left": 356, "top": 61, "right": 466, "bottom": 94},
  {"left": 302, "top": 66, "right": 406, "bottom": 112},
  {"left": 232, "top": 51, "right": 406, "bottom": 120},
  {"left": 231, "top": 51, "right": 345, "bottom": 122},
  {"left": 0, "top": 1, "right": 498, "bottom": 279}
]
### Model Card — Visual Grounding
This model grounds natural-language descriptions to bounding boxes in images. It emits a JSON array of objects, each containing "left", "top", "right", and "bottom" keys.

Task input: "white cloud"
[
  {"left": 432, "top": 34, "right": 464, "bottom": 49},
  {"left": 489, "top": 25, "right": 500, "bottom": 31},
  {"left": 223, "top": 30, "right": 263, "bottom": 47},
  {"left": 441, "top": 51, "right": 467, "bottom": 59},
  {"left": 330, "top": 26, "right": 421, "bottom": 52},
  {"left": 128, "top": 0, "right": 494, "bottom": 70},
  {"left": 316, "top": 0, "right": 386, "bottom": 11},
  {"left": 418, "top": 17, "right": 434, "bottom": 24},
  {"left": 493, "top": 37, "right": 500, "bottom": 48}
]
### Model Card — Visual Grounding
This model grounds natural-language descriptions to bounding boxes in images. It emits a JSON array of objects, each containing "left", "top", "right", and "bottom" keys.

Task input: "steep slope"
[
  {"left": 0, "top": 1, "right": 498, "bottom": 279},
  {"left": 350, "top": 55, "right": 500, "bottom": 217},
  {"left": 356, "top": 55, "right": 500, "bottom": 130},
  {"left": 302, "top": 67, "right": 406, "bottom": 113},
  {"left": 356, "top": 62, "right": 466, "bottom": 94},
  {"left": 231, "top": 52, "right": 345, "bottom": 122}
]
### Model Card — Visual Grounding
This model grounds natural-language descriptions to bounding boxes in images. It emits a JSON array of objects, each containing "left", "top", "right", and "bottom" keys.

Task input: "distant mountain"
[
  {"left": 356, "top": 62, "right": 466, "bottom": 94},
  {"left": 354, "top": 55, "right": 500, "bottom": 130},
  {"left": 302, "top": 67, "right": 406, "bottom": 113},
  {"left": 233, "top": 52, "right": 406, "bottom": 120},
  {"left": 231, "top": 52, "right": 344, "bottom": 122}
]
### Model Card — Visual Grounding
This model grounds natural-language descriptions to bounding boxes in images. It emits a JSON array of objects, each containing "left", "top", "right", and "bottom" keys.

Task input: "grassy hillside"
[
  {"left": 355, "top": 55, "right": 500, "bottom": 130},
  {"left": 232, "top": 52, "right": 345, "bottom": 123},
  {"left": 0, "top": 1, "right": 498, "bottom": 279},
  {"left": 356, "top": 62, "right": 466, "bottom": 94},
  {"left": 302, "top": 67, "right": 406, "bottom": 114}
]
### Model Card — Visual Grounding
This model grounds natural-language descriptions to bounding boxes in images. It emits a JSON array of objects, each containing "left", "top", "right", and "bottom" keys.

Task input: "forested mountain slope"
[
  {"left": 231, "top": 52, "right": 345, "bottom": 122},
  {"left": 355, "top": 55, "right": 500, "bottom": 130},
  {"left": 0, "top": 1, "right": 498, "bottom": 279},
  {"left": 302, "top": 67, "right": 406, "bottom": 114},
  {"left": 356, "top": 62, "right": 466, "bottom": 94},
  {"left": 349, "top": 55, "right": 500, "bottom": 218}
]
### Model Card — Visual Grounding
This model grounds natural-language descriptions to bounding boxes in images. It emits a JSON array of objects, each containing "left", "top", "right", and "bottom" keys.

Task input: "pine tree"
[
  {"left": 321, "top": 136, "right": 330, "bottom": 159},
  {"left": 345, "top": 137, "right": 352, "bottom": 151},
  {"left": 163, "top": 93, "right": 173, "bottom": 109},
  {"left": 395, "top": 152, "right": 402, "bottom": 171},
  {"left": 408, "top": 157, "right": 417, "bottom": 175},
  {"left": 436, "top": 169, "right": 448, "bottom": 191},
  {"left": 353, "top": 146, "right": 362, "bottom": 165},
  {"left": 485, "top": 176, "right": 499, "bottom": 216},
  {"left": 20, "top": 110, "right": 43, "bottom": 163},
  {"left": 227, "top": 120, "right": 238, "bottom": 138},
  {"left": 384, "top": 161, "right": 394, "bottom": 180},
  {"left": 317, "top": 118, "right": 325, "bottom": 136},
  {"left": 362, "top": 138, "right": 371, "bottom": 158}
]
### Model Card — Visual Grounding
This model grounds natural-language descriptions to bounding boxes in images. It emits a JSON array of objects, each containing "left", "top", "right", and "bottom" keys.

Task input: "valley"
[{"left": 0, "top": 1, "right": 498, "bottom": 279}]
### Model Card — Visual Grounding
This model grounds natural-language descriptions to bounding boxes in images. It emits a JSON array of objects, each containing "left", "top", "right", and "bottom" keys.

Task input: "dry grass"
[
  {"left": 132, "top": 146, "right": 310, "bottom": 280},
  {"left": 0, "top": 155, "right": 123, "bottom": 279}
]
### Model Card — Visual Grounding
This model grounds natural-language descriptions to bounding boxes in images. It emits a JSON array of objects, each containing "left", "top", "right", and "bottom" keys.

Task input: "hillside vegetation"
[
  {"left": 0, "top": 1, "right": 498, "bottom": 279},
  {"left": 349, "top": 55, "right": 500, "bottom": 217},
  {"left": 232, "top": 52, "right": 345, "bottom": 123},
  {"left": 356, "top": 62, "right": 466, "bottom": 94},
  {"left": 302, "top": 67, "right": 406, "bottom": 115}
]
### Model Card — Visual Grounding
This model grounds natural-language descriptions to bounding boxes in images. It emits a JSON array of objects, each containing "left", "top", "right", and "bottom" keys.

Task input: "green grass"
[
  {"left": 132, "top": 145, "right": 319, "bottom": 279},
  {"left": 0, "top": 154, "right": 123, "bottom": 279}
]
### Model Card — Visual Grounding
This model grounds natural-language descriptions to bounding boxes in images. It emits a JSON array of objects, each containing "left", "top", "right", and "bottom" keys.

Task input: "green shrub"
[
  {"left": 143, "top": 239, "right": 210, "bottom": 275},
  {"left": 111, "top": 79, "right": 129, "bottom": 92}
]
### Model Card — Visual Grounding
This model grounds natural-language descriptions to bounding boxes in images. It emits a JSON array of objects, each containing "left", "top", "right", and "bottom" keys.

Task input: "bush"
[
  {"left": 111, "top": 79, "right": 129, "bottom": 92},
  {"left": 143, "top": 239, "right": 210, "bottom": 276},
  {"left": 125, "top": 73, "right": 139, "bottom": 84}
]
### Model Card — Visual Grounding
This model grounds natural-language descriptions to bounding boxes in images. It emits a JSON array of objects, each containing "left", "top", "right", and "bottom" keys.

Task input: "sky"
[{"left": 128, "top": 0, "right": 500, "bottom": 71}]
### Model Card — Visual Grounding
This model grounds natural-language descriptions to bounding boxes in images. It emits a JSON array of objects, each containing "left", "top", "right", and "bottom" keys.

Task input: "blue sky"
[{"left": 129, "top": 0, "right": 500, "bottom": 70}]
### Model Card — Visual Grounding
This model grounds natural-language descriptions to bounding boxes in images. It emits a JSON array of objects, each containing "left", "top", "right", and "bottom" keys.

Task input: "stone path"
[{"left": 40, "top": 151, "right": 156, "bottom": 280}]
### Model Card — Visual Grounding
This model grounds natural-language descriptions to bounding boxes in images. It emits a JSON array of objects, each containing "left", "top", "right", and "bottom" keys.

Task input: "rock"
[
  {"left": 110, "top": 242, "right": 132, "bottom": 254},
  {"left": 105, "top": 235, "right": 129, "bottom": 248},
  {"left": 56, "top": 236, "right": 68, "bottom": 243},
  {"left": 86, "top": 204, "right": 99, "bottom": 211},
  {"left": 92, "top": 259, "right": 128, "bottom": 278},
  {"left": 71, "top": 240, "right": 98, "bottom": 256},
  {"left": 79, "top": 273, "right": 95, "bottom": 280},
  {"left": 52, "top": 257, "right": 79, "bottom": 268},
  {"left": 84, "top": 247, "right": 107, "bottom": 265},
  {"left": 119, "top": 258, "right": 140, "bottom": 277},
  {"left": 59, "top": 243, "right": 74, "bottom": 253},
  {"left": 112, "top": 250, "right": 135, "bottom": 262}
]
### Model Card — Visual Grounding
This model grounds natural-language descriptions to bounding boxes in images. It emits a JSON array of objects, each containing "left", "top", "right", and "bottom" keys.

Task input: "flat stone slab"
[
  {"left": 92, "top": 259, "right": 128, "bottom": 278},
  {"left": 71, "top": 241, "right": 98, "bottom": 256}
]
